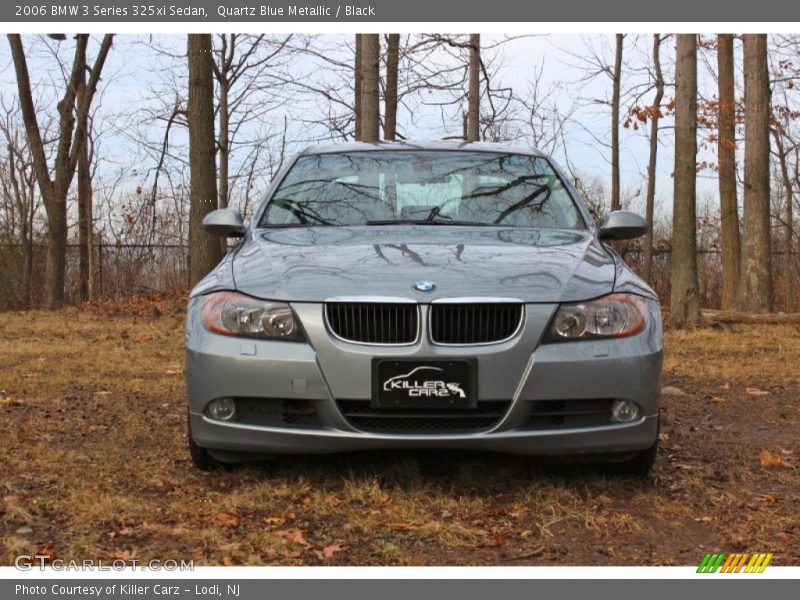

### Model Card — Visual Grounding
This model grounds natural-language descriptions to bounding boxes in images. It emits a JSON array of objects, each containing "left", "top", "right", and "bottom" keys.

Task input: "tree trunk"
[
  {"left": 384, "top": 33, "right": 400, "bottom": 141},
  {"left": 77, "top": 122, "right": 92, "bottom": 302},
  {"left": 360, "top": 34, "right": 380, "bottom": 142},
  {"left": 187, "top": 33, "right": 224, "bottom": 286},
  {"left": 25, "top": 191, "right": 34, "bottom": 305},
  {"left": 77, "top": 67, "right": 92, "bottom": 302},
  {"left": 734, "top": 34, "right": 774, "bottom": 313},
  {"left": 611, "top": 33, "right": 624, "bottom": 212},
  {"left": 642, "top": 34, "right": 663, "bottom": 284},
  {"left": 218, "top": 77, "right": 230, "bottom": 209},
  {"left": 354, "top": 34, "right": 362, "bottom": 141},
  {"left": 771, "top": 130, "right": 793, "bottom": 311},
  {"left": 217, "top": 75, "right": 231, "bottom": 257},
  {"left": 717, "top": 33, "right": 741, "bottom": 310},
  {"left": 670, "top": 34, "right": 701, "bottom": 325},
  {"left": 43, "top": 197, "right": 68, "bottom": 307},
  {"left": 467, "top": 34, "right": 481, "bottom": 142}
]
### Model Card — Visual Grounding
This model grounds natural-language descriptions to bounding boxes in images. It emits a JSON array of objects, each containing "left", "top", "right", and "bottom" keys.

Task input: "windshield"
[{"left": 259, "top": 151, "right": 585, "bottom": 229}]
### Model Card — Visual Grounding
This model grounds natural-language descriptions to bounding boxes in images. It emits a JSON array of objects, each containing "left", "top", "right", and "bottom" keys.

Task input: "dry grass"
[{"left": 0, "top": 298, "right": 798, "bottom": 566}]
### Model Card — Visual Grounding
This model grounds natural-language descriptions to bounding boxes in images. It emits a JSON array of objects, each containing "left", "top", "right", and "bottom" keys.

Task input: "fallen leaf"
[
  {"left": 222, "top": 556, "right": 236, "bottom": 566},
  {"left": 694, "top": 516, "right": 713, "bottom": 523},
  {"left": 114, "top": 549, "right": 138, "bottom": 561},
  {"left": 746, "top": 387, "right": 769, "bottom": 396},
  {"left": 510, "top": 507, "right": 529, "bottom": 519},
  {"left": 276, "top": 528, "right": 311, "bottom": 547},
  {"left": 315, "top": 543, "right": 345, "bottom": 560},
  {"left": 759, "top": 449, "right": 794, "bottom": 469},
  {"left": 213, "top": 512, "right": 242, "bottom": 527},
  {"left": 762, "top": 495, "right": 778, "bottom": 504},
  {"left": 658, "top": 432, "right": 670, "bottom": 442},
  {"left": 390, "top": 522, "right": 419, "bottom": 532},
  {"left": 35, "top": 544, "right": 57, "bottom": 564},
  {"left": 709, "top": 396, "right": 727, "bottom": 404},
  {"left": 487, "top": 533, "right": 507, "bottom": 547},
  {"left": 263, "top": 516, "right": 286, "bottom": 527}
]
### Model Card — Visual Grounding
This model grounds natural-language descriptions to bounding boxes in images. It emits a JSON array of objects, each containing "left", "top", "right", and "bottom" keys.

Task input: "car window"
[{"left": 260, "top": 151, "right": 585, "bottom": 229}]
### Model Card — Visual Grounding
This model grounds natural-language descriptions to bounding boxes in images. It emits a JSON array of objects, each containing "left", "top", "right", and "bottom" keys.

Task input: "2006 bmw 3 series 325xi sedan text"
[{"left": 185, "top": 141, "right": 663, "bottom": 475}]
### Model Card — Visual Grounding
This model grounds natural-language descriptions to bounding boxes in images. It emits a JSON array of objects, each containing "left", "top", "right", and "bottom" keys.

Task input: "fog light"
[
  {"left": 611, "top": 399, "right": 640, "bottom": 423},
  {"left": 207, "top": 397, "right": 236, "bottom": 421}
]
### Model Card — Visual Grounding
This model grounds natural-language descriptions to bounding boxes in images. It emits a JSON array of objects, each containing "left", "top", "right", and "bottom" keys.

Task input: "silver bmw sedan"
[{"left": 185, "top": 141, "right": 662, "bottom": 475}]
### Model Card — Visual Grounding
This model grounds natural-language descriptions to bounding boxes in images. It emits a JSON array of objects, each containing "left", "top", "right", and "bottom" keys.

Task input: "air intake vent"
[
  {"left": 336, "top": 399, "right": 511, "bottom": 434},
  {"left": 523, "top": 399, "right": 614, "bottom": 430},
  {"left": 430, "top": 303, "right": 523, "bottom": 344},
  {"left": 325, "top": 302, "right": 419, "bottom": 344}
]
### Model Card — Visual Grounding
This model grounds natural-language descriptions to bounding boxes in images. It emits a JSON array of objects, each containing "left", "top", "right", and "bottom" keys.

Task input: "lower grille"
[
  {"left": 523, "top": 399, "right": 614, "bottom": 430},
  {"left": 336, "top": 399, "right": 511, "bottom": 434},
  {"left": 430, "top": 303, "right": 523, "bottom": 344},
  {"left": 235, "top": 398, "right": 321, "bottom": 428},
  {"left": 325, "top": 302, "right": 418, "bottom": 344}
]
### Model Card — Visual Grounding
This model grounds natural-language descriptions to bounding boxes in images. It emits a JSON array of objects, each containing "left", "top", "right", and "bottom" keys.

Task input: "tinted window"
[{"left": 260, "top": 151, "right": 584, "bottom": 229}]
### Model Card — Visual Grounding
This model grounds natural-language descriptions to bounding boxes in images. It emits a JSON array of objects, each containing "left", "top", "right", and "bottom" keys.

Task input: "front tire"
[
  {"left": 187, "top": 412, "right": 216, "bottom": 471},
  {"left": 611, "top": 437, "right": 658, "bottom": 476}
]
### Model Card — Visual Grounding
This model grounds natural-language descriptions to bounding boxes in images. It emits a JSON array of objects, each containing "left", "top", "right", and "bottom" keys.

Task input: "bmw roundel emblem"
[{"left": 413, "top": 280, "right": 436, "bottom": 292}]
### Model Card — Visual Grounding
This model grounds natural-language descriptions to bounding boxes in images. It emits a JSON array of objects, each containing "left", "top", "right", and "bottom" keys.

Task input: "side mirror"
[
  {"left": 598, "top": 211, "right": 648, "bottom": 241},
  {"left": 202, "top": 208, "right": 246, "bottom": 238}
]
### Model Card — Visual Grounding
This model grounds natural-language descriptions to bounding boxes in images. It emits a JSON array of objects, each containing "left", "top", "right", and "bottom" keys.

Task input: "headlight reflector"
[
  {"left": 200, "top": 291, "right": 304, "bottom": 340},
  {"left": 547, "top": 293, "right": 647, "bottom": 341}
]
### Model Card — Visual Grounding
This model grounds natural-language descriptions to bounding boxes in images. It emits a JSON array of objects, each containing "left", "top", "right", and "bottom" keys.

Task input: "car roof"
[{"left": 298, "top": 140, "right": 547, "bottom": 157}]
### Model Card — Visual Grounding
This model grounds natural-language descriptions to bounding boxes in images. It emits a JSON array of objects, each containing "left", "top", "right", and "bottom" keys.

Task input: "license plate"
[{"left": 372, "top": 359, "right": 477, "bottom": 408}]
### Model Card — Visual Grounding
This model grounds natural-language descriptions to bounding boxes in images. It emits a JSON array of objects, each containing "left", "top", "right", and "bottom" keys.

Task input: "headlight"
[
  {"left": 199, "top": 291, "right": 304, "bottom": 340},
  {"left": 546, "top": 293, "right": 647, "bottom": 341}
]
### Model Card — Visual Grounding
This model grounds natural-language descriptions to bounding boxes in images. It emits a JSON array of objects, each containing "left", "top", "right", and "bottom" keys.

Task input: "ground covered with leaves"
[{"left": 1, "top": 296, "right": 798, "bottom": 566}]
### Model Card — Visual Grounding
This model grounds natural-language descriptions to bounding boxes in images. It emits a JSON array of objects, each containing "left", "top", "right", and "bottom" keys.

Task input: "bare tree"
[
  {"left": 187, "top": 34, "right": 224, "bottom": 285},
  {"left": 211, "top": 34, "right": 292, "bottom": 210},
  {"left": 735, "top": 34, "right": 774, "bottom": 312},
  {"left": 670, "top": 34, "right": 701, "bottom": 324},
  {"left": 360, "top": 34, "right": 381, "bottom": 142},
  {"left": 467, "top": 34, "right": 481, "bottom": 142},
  {"left": 384, "top": 33, "right": 400, "bottom": 141},
  {"left": 7, "top": 33, "right": 112, "bottom": 308},
  {"left": 0, "top": 100, "right": 42, "bottom": 305},
  {"left": 610, "top": 33, "right": 624, "bottom": 211},
  {"left": 717, "top": 33, "right": 741, "bottom": 310},
  {"left": 772, "top": 128, "right": 795, "bottom": 311},
  {"left": 642, "top": 34, "right": 664, "bottom": 283}
]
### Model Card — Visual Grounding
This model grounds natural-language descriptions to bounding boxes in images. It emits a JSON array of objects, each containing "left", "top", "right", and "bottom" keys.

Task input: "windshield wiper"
[
  {"left": 365, "top": 219, "right": 492, "bottom": 227},
  {"left": 262, "top": 222, "right": 335, "bottom": 229}
]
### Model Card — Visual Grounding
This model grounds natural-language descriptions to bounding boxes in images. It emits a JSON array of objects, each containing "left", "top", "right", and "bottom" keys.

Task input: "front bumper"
[{"left": 186, "top": 299, "right": 662, "bottom": 456}]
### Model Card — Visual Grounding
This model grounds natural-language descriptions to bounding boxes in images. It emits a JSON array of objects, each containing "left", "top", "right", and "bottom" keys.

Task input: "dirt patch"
[{"left": 0, "top": 300, "right": 797, "bottom": 566}]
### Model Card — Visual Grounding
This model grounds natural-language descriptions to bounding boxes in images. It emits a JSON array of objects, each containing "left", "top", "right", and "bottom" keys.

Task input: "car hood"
[{"left": 231, "top": 226, "right": 617, "bottom": 303}]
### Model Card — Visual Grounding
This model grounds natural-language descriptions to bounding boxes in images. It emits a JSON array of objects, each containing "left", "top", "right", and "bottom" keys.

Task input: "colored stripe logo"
[{"left": 697, "top": 552, "right": 772, "bottom": 573}]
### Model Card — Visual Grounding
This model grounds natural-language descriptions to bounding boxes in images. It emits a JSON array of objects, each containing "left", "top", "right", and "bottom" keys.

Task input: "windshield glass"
[{"left": 259, "top": 151, "right": 585, "bottom": 229}]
